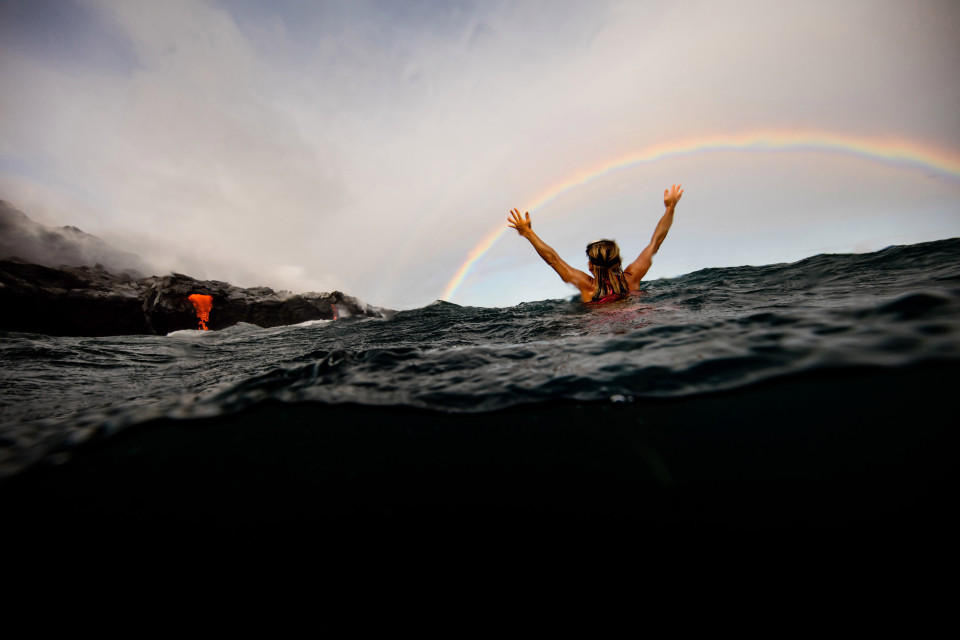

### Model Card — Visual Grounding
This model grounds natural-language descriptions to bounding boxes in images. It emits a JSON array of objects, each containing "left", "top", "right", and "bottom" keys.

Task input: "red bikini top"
[
  {"left": 589, "top": 291, "right": 627, "bottom": 304},
  {"left": 588, "top": 278, "right": 628, "bottom": 304}
]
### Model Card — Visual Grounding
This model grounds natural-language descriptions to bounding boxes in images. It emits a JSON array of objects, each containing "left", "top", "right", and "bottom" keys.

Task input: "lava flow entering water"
[{"left": 188, "top": 294, "right": 213, "bottom": 330}]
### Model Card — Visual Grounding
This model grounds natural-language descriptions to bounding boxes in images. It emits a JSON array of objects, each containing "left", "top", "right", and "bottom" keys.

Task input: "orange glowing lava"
[{"left": 188, "top": 294, "right": 213, "bottom": 331}]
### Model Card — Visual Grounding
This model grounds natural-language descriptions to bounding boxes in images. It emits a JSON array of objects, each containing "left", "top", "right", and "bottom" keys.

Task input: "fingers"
[
  {"left": 507, "top": 207, "right": 526, "bottom": 231},
  {"left": 665, "top": 184, "right": 684, "bottom": 202},
  {"left": 507, "top": 210, "right": 530, "bottom": 235},
  {"left": 506, "top": 208, "right": 529, "bottom": 223}
]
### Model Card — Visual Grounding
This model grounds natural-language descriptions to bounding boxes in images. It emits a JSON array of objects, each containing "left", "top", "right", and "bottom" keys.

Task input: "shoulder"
[
  {"left": 566, "top": 268, "right": 594, "bottom": 292},
  {"left": 571, "top": 277, "right": 594, "bottom": 302},
  {"left": 623, "top": 265, "right": 647, "bottom": 290}
]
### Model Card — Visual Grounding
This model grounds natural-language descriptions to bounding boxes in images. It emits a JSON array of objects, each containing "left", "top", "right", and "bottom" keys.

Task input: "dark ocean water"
[{"left": 2, "top": 238, "right": 959, "bottom": 479}]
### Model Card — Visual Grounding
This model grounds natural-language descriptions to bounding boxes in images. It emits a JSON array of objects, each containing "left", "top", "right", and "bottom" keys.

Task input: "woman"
[{"left": 507, "top": 184, "right": 683, "bottom": 303}]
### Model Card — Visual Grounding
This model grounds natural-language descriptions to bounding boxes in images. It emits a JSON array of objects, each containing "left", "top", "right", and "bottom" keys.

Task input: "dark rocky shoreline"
[{"left": 0, "top": 258, "right": 387, "bottom": 336}]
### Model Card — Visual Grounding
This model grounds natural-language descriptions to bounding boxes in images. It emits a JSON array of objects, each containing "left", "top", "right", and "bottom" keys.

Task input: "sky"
[{"left": 1, "top": 0, "right": 958, "bottom": 309}]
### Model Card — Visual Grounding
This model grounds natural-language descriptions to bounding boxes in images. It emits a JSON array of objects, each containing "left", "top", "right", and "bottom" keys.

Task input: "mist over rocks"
[
  {"left": 0, "top": 200, "right": 149, "bottom": 277},
  {"left": 0, "top": 259, "right": 387, "bottom": 336},
  {"left": 0, "top": 200, "right": 387, "bottom": 335}
]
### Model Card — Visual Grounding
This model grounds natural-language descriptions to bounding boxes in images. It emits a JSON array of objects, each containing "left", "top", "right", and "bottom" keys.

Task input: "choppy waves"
[{"left": 2, "top": 238, "right": 959, "bottom": 476}]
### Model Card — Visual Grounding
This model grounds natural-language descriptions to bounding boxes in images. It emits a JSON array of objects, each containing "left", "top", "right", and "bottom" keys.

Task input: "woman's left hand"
[{"left": 507, "top": 208, "right": 533, "bottom": 237}]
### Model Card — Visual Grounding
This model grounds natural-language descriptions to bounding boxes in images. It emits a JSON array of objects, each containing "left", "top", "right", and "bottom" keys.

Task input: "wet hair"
[{"left": 586, "top": 239, "right": 629, "bottom": 302}]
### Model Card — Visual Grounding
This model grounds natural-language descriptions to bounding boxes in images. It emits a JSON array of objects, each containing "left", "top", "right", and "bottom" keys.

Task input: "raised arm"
[
  {"left": 508, "top": 208, "right": 593, "bottom": 295},
  {"left": 624, "top": 184, "right": 683, "bottom": 290}
]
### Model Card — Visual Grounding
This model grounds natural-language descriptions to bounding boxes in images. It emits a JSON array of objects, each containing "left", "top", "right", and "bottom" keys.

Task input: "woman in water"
[{"left": 507, "top": 184, "right": 683, "bottom": 303}]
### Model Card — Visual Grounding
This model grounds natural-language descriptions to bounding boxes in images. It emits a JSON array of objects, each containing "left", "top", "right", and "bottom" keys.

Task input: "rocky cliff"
[{"left": 0, "top": 259, "right": 386, "bottom": 336}]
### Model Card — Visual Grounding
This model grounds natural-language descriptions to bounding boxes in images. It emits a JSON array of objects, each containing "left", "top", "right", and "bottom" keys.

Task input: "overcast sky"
[{"left": 2, "top": 0, "right": 959, "bottom": 308}]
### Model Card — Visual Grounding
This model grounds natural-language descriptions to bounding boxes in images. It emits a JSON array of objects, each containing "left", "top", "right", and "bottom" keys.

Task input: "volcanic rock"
[{"left": 0, "top": 259, "right": 386, "bottom": 336}]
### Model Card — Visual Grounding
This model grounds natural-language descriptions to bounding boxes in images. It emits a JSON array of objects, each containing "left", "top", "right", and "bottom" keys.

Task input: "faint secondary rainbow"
[{"left": 441, "top": 130, "right": 960, "bottom": 301}]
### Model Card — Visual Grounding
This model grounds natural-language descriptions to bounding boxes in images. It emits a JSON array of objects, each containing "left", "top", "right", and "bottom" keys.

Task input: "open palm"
[
  {"left": 507, "top": 208, "right": 532, "bottom": 237},
  {"left": 664, "top": 184, "right": 683, "bottom": 209}
]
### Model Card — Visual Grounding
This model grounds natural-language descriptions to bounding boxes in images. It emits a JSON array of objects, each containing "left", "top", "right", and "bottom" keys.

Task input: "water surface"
[{"left": 2, "top": 238, "right": 959, "bottom": 477}]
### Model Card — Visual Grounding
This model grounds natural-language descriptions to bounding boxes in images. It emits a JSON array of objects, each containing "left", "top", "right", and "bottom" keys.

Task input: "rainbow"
[{"left": 440, "top": 130, "right": 960, "bottom": 302}]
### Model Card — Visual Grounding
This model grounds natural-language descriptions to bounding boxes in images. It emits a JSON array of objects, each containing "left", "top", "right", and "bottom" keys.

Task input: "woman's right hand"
[{"left": 507, "top": 208, "right": 533, "bottom": 237}]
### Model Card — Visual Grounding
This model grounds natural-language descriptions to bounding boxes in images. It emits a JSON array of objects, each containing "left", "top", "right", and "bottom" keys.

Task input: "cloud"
[
  {"left": 1, "top": 0, "right": 958, "bottom": 308},
  {"left": 0, "top": 198, "right": 149, "bottom": 274}
]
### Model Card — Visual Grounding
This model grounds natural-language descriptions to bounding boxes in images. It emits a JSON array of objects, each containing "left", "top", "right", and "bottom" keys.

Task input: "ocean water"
[{"left": 2, "top": 238, "right": 959, "bottom": 480}]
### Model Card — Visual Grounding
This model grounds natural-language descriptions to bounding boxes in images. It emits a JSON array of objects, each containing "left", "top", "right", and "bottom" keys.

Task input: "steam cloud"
[
  {"left": 0, "top": 200, "right": 149, "bottom": 276},
  {"left": 1, "top": 0, "right": 959, "bottom": 307}
]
